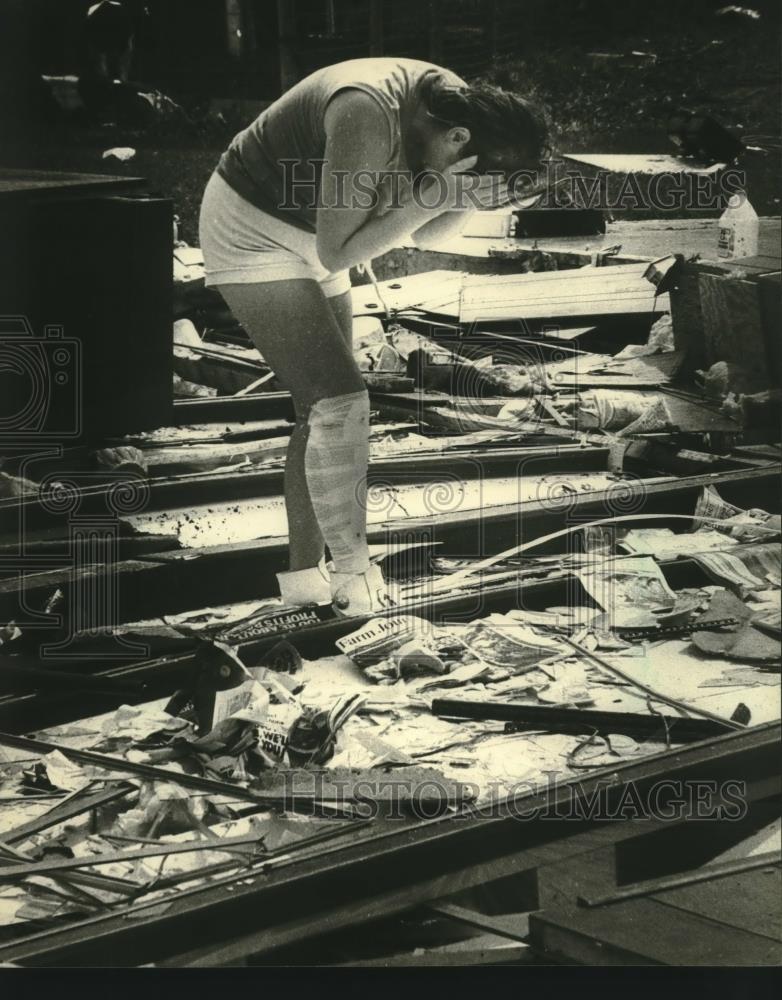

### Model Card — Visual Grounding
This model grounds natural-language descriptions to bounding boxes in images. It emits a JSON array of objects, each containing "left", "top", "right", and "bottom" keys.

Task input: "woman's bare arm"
[
  {"left": 410, "top": 210, "right": 472, "bottom": 248},
  {"left": 411, "top": 171, "right": 516, "bottom": 247},
  {"left": 316, "top": 91, "right": 452, "bottom": 272}
]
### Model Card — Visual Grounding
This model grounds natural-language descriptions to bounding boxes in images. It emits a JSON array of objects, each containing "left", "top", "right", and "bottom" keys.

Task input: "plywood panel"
[{"left": 460, "top": 263, "right": 669, "bottom": 323}]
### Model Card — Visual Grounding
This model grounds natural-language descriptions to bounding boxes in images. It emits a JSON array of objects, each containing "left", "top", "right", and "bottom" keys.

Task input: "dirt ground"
[{"left": 3, "top": 5, "right": 779, "bottom": 244}]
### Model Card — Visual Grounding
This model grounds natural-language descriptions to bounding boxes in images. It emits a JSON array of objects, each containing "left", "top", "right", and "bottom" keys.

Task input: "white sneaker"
[
  {"left": 330, "top": 563, "right": 397, "bottom": 617},
  {"left": 276, "top": 559, "right": 331, "bottom": 607}
]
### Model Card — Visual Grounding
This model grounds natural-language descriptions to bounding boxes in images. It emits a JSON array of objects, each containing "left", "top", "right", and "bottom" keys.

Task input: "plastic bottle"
[{"left": 718, "top": 192, "right": 759, "bottom": 259}]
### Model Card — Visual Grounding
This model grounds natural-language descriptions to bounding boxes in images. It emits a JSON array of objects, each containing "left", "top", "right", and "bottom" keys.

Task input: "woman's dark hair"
[{"left": 421, "top": 75, "right": 550, "bottom": 173}]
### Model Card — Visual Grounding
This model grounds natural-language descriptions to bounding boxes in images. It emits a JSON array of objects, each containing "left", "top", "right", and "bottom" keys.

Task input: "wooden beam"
[
  {"left": 579, "top": 852, "right": 782, "bottom": 908},
  {"left": 332, "top": 936, "right": 532, "bottom": 966},
  {"left": 0, "top": 731, "right": 353, "bottom": 816},
  {"left": 160, "top": 732, "right": 780, "bottom": 967},
  {"left": 431, "top": 700, "right": 733, "bottom": 742},
  {"left": 4, "top": 784, "right": 136, "bottom": 846},
  {"left": 426, "top": 901, "right": 531, "bottom": 941},
  {"left": 0, "top": 464, "right": 776, "bottom": 634},
  {"left": 530, "top": 877, "right": 782, "bottom": 965},
  {"left": 0, "top": 834, "right": 270, "bottom": 882},
  {"left": 1, "top": 722, "right": 777, "bottom": 967}
]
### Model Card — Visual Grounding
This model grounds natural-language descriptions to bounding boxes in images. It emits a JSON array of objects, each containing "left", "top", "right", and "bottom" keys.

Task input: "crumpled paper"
[{"left": 101, "top": 704, "right": 190, "bottom": 742}]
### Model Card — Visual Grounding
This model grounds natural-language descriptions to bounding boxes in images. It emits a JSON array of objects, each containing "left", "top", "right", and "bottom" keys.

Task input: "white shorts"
[{"left": 198, "top": 172, "right": 351, "bottom": 298}]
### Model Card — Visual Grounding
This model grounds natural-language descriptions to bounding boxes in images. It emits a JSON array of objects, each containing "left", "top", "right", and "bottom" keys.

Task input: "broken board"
[
  {"left": 459, "top": 263, "right": 669, "bottom": 324},
  {"left": 352, "top": 271, "right": 464, "bottom": 318},
  {"left": 529, "top": 861, "right": 782, "bottom": 965}
]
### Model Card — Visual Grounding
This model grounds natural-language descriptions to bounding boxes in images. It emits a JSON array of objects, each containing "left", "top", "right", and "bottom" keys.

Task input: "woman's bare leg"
[
  {"left": 326, "top": 288, "right": 354, "bottom": 348},
  {"left": 216, "top": 279, "right": 364, "bottom": 572}
]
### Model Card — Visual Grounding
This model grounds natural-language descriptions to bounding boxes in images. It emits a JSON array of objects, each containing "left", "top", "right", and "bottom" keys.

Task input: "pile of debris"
[{"left": 1, "top": 475, "right": 778, "bottom": 933}]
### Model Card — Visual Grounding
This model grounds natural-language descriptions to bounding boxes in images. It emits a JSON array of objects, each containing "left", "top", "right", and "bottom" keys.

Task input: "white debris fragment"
[{"left": 102, "top": 146, "right": 137, "bottom": 162}]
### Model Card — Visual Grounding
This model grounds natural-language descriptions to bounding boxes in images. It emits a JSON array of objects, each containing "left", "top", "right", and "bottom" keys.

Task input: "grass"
[{"left": 3, "top": 5, "right": 779, "bottom": 242}]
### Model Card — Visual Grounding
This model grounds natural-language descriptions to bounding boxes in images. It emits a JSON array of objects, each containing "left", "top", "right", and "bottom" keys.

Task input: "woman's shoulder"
[
  {"left": 315, "top": 57, "right": 466, "bottom": 98},
  {"left": 323, "top": 89, "right": 394, "bottom": 162}
]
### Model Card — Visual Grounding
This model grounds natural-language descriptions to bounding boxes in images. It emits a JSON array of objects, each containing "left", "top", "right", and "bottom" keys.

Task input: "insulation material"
[
  {"left": 574, "top": 390, "right": 673, "bottom": 434},
  {"left": 354, "top": 342, "right": 406, "bottom": 372},
  {"left": 614, "top": 313, "right": 675, "bottom": 358},
  {"left": 386, "top": 325, "right": 459, "bottom": 363}
]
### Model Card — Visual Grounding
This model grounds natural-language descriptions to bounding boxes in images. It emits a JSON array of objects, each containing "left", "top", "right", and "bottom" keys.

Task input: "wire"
[
  {"left": 561, "top": 635, "right": 744, "bottom": 732},
  {"left": 360, "top": 261, "right": 392, "bottom": 319},
  {"left": 415, "top": 512, "right": 780, "bottom": 597}
]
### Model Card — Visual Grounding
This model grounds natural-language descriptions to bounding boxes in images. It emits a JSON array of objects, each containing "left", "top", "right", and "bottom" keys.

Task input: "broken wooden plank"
[
  {"left": 0, "top": 464, "right": 775, "bottom": 633},
  {"left": 529, "top": 862, "right": 782, "bottom": 965},
  {"left": 4, "top": 783, "right": 136, "bottom": 846},
  {"left": 579, "top": 852, "right": 781, "bottom": 908},
  {"left": 0, "top": 721, "right": 777, "bottom": 967},
  {"left": 546, "top": 351, "right": 685, "bottom": 389},
  {"left": 431, "top": 700, "right": 732, "bottom": 742},
  {"left": 373, "top": 219, "right": 781, "bottom": 278},
  {"left": 0, "top": 833, "right": 268, "bottom": 882},
  {"left": 0, "top": 659, "right": 146, "bottom": 698},
  {"left": 0, "top": 841, "right": 139, "bottom": 899},
  {"left": 4, "top": 442, "right": 603, "bottom": 539},
  {"left": 426, "top": 901, "right": 531, "bottom": 941},
  {"left": 0, "top": 732, "right": 355, "bottom": 816},
  {"left": 352, "top": 271, "right": 465, "bottom": 317},
  {"left": 459, "top": 263, "right": 669, "bottom": 323},
  {"left": 172, "top": 393, "right": 294, "bottom": 425},
  {"left": 330, "top": 936, "right": 532, "bottom": 967}
]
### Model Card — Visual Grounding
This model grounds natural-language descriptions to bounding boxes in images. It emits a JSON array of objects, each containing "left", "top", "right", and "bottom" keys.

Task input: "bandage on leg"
[
  {"left": 304, "top": 390, "right": 396, "bottom": 615},
  {"left": 304, "top": 390, "right": 372, "bottom": 574},
  {"left": 277, "top": 557, "right": 331, "bottom": 607}
]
